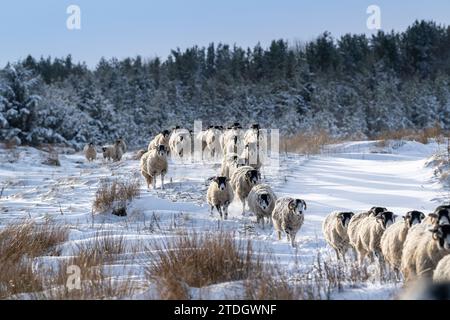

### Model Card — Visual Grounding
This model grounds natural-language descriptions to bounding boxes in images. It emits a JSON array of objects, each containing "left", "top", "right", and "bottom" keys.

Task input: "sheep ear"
[
  {"left": 302, "top": 200, "right": 307, "bottom": 210},
  {"left": 420, "top": 213, "right": 426, "bottom": 220},
  {"left": 429, "top": 213, "right": 439, "bottom": 220},
  {"left": 402, "top": 216, "right": 407, "bottom": 221}
]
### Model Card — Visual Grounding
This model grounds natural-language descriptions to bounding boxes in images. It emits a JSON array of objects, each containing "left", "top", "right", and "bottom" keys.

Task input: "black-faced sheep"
[
  {"left": 380, "top": 211, "right": 425, "bottom": 273},
  {"left": 230, "top": 166, "right": 260, "bottom": 215},
  {"left": 83, "top": 142, "right": 97, "bottom": 162},
  {"left": 206, "top": 176, "right": 234, "bottom": 220},
  {"left": 401, "top": 224, "right": 450, "bottom": 282},
  {"left": 322, "top": 211, "right": 355, "bottom": 262},
  {"left": 247, "top": 184, "right": 277, "bottom": 229},
  {"left": 141, "top": 144, "right": 168, "bottom": 189},
  {"left": 272, "top": 197, "right": 307, "bottom": 247}
]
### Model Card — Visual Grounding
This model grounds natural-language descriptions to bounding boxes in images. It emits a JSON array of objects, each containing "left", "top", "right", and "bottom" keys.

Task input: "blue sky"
[{"left": 1, "top": 0, "right": 449, "bottom": 67}]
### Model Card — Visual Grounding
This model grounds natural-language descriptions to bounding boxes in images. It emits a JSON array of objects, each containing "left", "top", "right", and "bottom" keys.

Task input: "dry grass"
[
  {"left": 93, "top": 176, "right": 141, "bottom": 214},
  {"left": 146, "top": 231, "right": 264, "bottom": 299},
  {"left": 282, "top": 130, "right": 337, "bottom": 155},
  {"left": 0, "top": 221, "right": 69, "bottom": 299},
  {"left": 375, "top": 124, "right": 446, "bottom": 146}
]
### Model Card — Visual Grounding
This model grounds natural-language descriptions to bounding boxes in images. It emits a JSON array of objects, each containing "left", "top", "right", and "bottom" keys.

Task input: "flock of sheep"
[
  {"left": 323, "top": 205, "right": 450, "bottom": 284},
  {"left": 83, "top": 125, "right": 450, "bottom": 285},
  {"left": 135, "top": 123, "right": 307, "bottom": 247}
]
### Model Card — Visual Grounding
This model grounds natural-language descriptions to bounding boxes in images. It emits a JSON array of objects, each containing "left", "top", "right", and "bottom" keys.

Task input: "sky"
[{"left": 1, "top": 0, "right": 449, "bottom": 68}]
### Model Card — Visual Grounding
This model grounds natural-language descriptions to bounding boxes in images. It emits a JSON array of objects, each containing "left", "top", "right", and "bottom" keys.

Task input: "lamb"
[
  {"left": 348, "top": 211, "right": 395, "bottom": 265},
  {"left": 148, "top": 130, "right": 170, "bottom": 151},
  {"left": 247, "top": 184, "right": 277, "bottom": 229},
  {"left": 83, "top": 142, "right": 97, "bottom": 162},
  {"left": 230, "top": 166, "right": 260, "bottom": 215},
  {"left": 272, "top": 197, "right": 307, "bottom": 247},
  {"left": 401, "top": 224, "right": 450, "bottom": 282},
  {"left": 434, "top": 255, "right": 450, "bottom": 283},
  {"left": 206, "top": 176, "right": 234, "bottom": 220},
  {"left": 322, "top": 211, "right": 355, "bottom": 262},
  {"left": 169, "top": 128, "right": 192, "bottom": 159},
  {"left": 141, "top": 144, "right": 169, "bottom": 189},
  {"left": 380, "top": 210, "right": 426, "bottom": 273}
]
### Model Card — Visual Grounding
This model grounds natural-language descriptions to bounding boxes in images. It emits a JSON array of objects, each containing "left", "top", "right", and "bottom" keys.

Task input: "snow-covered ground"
[{"left": 0, "top": 140, "right": 447, "bottom": 300}]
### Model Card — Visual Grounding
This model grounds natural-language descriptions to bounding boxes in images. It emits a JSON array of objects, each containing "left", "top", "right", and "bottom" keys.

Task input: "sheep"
[
  {"left": 272, "top": 197, "right": 307, "bottom": 247},
  {"left": 399, "top": 279, "right": 450, "bottom": 300},
  {"left": 203, "top": 126, "right": 223, "bottom": 159},
  {"left": 221, "top": 126, "right": 244, "bottom": 156},
  {"left": 117, "top": 137, "right": 127, "bottom": 154},
  {"left": 348, "top": 211, "right": 395, "bottom": 265},
  {"left": 241, "top": 142, "right": 263, "bottom": 170},
  {"left": 243, "top": 124, "right": 267, "bottom": 152},
  {"left": 347, "top": 207, "right": 387, "bottom": 253},
  {"left": 206, "top": 176, "right": 234, "bottom": 220},
  {"left": 422, "top": 207, "right": 450, "bottom": 226},
  {"left": 133, "top": 149, "right": 147, "bottom": 160},
  {"left": 247, "top": 184, "right": 277, "bottom": 229},
  {"left": 434, "top": 255, "right": 450, "bottom": 283},
  {"left": 101, "top": 140, "right": 123, "bottom": 162},
  {"left": 230, "top": 166, "right": 261, "bottom": 215},
  {"left": 322, "top": 211, "right": 355, "bottom": 262},
  {"left": 401, "top": 224, "right": 450, "bottom": 282},
  {"left": 220, "top": 152, "right": 245, "bottom": 179},
  {"left": 83, "top": 142, "right": 97, "bottom": 162},
  {"left": 148, "top": 130, "right": 170, "bottom": 151},
  {"left": 380, "top": 210, "right": 426, "bottom": 274},
  {"left": 142, "top": 144, "right": 169, "bottom": 190},
  {"left": 169, "top": 128, "right": 192, "bottom": 160}
]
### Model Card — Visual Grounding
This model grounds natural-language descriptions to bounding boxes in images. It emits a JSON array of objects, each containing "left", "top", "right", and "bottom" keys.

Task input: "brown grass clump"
[
  {"left": 0, "top": 221, "right": 69, "bottom": 299},
  {"left": 93, "top": 176, "right": 141, "bottom": 214},
  {"left": 146, "top": 232, "right": 264, "bottom": 299}
]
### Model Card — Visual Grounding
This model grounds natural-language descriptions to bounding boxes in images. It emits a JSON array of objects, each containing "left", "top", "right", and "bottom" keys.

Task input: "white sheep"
[
  {"left": 322, "top": 211, "right": 355, "bottom": 262},
  {"left": 230, "top": 165, "right": 260, "bottom": 215},
  {"left": 222, "top": 127, "right": 244, "bottom": 156},
  {"left": 380, "top": 211, "right": 425, "bottom": 273},
  {"left": 102, "top": 140, "right": 123, "bottom": 162},
  {"left": 247, "top": 184, "right": 277, "bottom": 229},
  {"left": 142, "top": 144, "right": 169, "bottom": 189},
  {"left": 434, "top": 254, "right": 450, "bottom": 283},
  {"left": 422, "top": 207, "right": 450, "bottom": 226},
  {"left": 241, "top": 142, "right": 263, "bottom": 170},
  {"left": 139, "top": 151, "right": 152, "bottom": 189},
  {"left": 272, "top": 197, "right": 307, "bottom": 247},
  {"left": 169, "top": 128, "right": 192, "bottom": 160},
  {"left": 348, "top": 211, "right": 395, "bottom": 265},
  {"left": 117, "top": 137, "right": 127, "bottom": 154},
  {"left": 401, "top": 224, "right": 450, "bottom": 282},
  {"left": 243, "top": 124, "right": 267, "bottom": 152},
  {"left": 220, "top": 152, "right": 245, "bottom": 178},
  {"left": 206, "top": 176, "right": 234, "bottom": 220},
  {"left": 203, "top": 126, "right": 223, "bottom": 159},
  {"left": 83, "top": 142, "right": 97, "bottom": 162},
  {"left": 148, "top": 130, "right": 170, "bottom": 152}
]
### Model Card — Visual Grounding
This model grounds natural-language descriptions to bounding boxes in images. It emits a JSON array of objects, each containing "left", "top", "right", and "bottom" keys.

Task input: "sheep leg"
[
  {"left": 216, "top": 205, "right": 223, "bottom": 220},
  {"left": 152, "top": 176, "right": 156, "bottom": 190},
  {"left": 161, "top": 173, "right": 165, "bottom": 190},
  {"left": 223, "top": 204, "right": 229, "bottom": 220},
  {"left": 290, "top": 232, "right": 297, "bottom": 248},
  {"left": 241, "top": 198, "right": 246, "bottom": 216},
  {"left": 277, "top": 231, "right": 282, "bottom": 241},
  {"left": 334, "top": 249, "right": 340, "bottom": 261},
  {"left": 210, "top": 206, "right": 214, "bottom": 216}
]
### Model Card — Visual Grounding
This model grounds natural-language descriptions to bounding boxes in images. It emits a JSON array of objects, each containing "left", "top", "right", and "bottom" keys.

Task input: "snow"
[{"left": 0, "top": 140, "right": 446, "bottom": 300}]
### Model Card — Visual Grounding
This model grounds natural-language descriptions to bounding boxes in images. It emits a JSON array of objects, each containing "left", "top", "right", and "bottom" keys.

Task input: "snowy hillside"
[{"left": 0, "top": 139, "right": 447, "bottom": 300}]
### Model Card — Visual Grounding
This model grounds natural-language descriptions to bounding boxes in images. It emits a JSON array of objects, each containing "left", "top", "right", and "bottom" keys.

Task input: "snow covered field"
[{"left": 0, "top": 140, "right": 447, "bottom": 300}]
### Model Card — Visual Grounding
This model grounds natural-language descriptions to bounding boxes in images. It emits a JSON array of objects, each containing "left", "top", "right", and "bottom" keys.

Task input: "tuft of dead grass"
[
  {"left": 93, "top": 176, "right": 141, "bottom": 214},
  {"left": 375, "top": 124, "right": 446, "bottom": 146},
  {"left": 146, "top": 231, "right": 264, "bottom": 299},
  {"left": 0, "top": 220, "right": 69, "bottom": 299}
]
